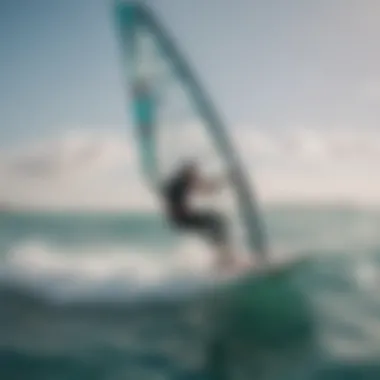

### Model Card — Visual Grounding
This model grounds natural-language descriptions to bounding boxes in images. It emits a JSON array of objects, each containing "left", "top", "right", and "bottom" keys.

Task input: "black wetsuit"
[{"left": 163, "top": 170, "right": 226, "bottom": 244}]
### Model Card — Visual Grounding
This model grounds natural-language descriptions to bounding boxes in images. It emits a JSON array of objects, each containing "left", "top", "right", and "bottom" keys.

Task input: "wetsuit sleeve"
[{"left": 162, "top": 172, "right": 190, "bottom": 201}]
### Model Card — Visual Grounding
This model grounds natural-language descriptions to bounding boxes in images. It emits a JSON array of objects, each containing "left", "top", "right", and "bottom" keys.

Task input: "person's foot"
[
  {"left": 215, "top": 257, "right": 236, "bottom": 274},
  {"left": 216, "top": 258, "right": 248, "bottom": 275}
]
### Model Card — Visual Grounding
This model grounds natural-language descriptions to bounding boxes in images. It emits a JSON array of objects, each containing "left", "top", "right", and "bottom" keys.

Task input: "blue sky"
[
  {"left": 0, "top": 0, "right": 125, "bottom": 145},
  {"left": 1, "top": 0, "right": 379, "bottom": 148},
  {"left": 1, "top": 0, "right": 380, "bottom": 209}
]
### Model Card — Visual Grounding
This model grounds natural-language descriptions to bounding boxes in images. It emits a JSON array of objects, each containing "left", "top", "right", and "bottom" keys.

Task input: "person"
[{"left": 162, "top": 161, "right": 236, "bottom": 271}]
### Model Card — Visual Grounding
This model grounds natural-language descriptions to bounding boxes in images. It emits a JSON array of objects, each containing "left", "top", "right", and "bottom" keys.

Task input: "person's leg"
[{"left": 180, "top": 211, "right": 236, "bottom": 270}]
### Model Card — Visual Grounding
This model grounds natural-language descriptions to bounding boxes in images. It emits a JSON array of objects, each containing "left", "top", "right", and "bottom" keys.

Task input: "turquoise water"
[{"left": 1, "top": 206, "right": 380, "bottom": 379}]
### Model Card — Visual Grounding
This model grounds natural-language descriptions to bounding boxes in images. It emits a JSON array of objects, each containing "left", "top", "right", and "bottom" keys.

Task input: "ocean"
[{"left": 0, "top": 205, "right": 380, "bottom": 380}]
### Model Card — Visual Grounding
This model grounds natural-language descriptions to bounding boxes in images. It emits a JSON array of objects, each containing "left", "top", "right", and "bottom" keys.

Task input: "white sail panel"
[{"left": 114, "top": 2, "right": 268, "bottom": 261}]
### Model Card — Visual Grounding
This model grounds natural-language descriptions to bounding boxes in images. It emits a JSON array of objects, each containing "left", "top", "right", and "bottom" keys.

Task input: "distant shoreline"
[{"left": 1, "top": 201, "right": 379, "bottom": 217}]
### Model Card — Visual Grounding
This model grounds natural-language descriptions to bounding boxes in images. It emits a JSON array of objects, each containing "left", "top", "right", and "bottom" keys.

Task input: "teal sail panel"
[{"left": 113, "top": 1, "right": 269, "bottom": 261}]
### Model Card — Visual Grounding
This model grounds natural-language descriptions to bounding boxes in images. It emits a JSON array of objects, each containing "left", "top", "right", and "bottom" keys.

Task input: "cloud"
[
  {"left": 0, "top": 125, "right": 379, "bottom": 211},
  {"left": 0, "top": 128, "right": 157, "bottom": 211}
]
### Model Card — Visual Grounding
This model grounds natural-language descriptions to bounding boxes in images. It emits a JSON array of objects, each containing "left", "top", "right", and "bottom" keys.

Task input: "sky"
[{"left": 0, "top": 0, "right": 379, "bottom": 209}]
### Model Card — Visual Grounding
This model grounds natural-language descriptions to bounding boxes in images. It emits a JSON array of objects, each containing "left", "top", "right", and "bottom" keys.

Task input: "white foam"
[{"left": 0, "top": 237, "right": 217, "bottom": 303}]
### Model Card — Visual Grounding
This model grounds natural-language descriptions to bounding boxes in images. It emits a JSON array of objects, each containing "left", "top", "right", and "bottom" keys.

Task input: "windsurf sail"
[{"left": 114, "top": 1, "right": 269, "bottom": 262}]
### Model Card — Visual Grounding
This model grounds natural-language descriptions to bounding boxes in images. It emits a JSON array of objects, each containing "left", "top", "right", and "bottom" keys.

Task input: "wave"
[
  {"left": 0, "top": 246, "right": 317, "bottom": 380},
  {"left": 1, "top": 237, "right": 380, "bottom": 379},
  {"left": 0, "top": 237, "right": 229, "bottom": 305},
  {"left": 0, "top": 216, "right": 379, "bottom": 306}
]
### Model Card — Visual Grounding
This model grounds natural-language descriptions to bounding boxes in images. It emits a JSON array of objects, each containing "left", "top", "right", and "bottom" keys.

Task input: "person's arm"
[{"left": 193, "top": 175, "right": 227, "bottom": 194}]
